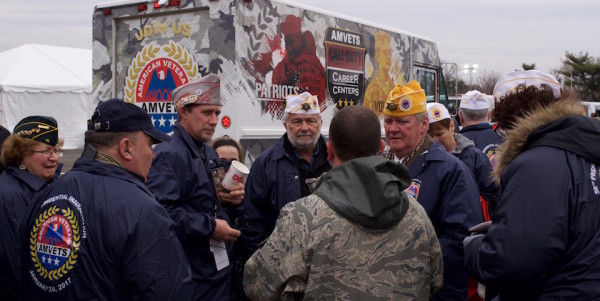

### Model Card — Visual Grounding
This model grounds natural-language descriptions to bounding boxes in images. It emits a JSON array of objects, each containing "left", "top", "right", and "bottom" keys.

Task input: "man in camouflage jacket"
[{"left": 244, "top": 106, "right": 443, "bottom": 300}]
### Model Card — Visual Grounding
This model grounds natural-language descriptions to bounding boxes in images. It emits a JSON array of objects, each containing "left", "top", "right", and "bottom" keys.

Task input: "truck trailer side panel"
[{"left": 92, "top": 0, "right": 444, "bottom": 162}]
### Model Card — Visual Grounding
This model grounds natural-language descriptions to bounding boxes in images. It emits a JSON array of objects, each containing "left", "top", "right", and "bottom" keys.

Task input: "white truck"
[{"left": 92, "top": 0, "right": 450, "bottom": 163}]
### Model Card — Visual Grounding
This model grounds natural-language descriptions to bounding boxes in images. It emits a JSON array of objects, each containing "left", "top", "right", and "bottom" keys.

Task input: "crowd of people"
[{"left": 1, "top": 69, "right": 599, "bottom": 301}]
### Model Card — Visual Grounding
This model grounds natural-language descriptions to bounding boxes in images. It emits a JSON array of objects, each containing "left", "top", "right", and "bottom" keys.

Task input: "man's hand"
[
  {"left": 218, "top": 182, "right": 245, "bottom": 206},
  {"left": 468, "top": 221, "right": 492, "bottom": 235},
  {"left": 212, "top": 219, "right": 241, "bottom": 242}
]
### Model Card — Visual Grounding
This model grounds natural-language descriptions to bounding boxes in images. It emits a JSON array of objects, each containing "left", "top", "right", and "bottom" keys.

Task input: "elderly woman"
[{"left": 0, "top": 116, "right": 61, "bottom": 300}]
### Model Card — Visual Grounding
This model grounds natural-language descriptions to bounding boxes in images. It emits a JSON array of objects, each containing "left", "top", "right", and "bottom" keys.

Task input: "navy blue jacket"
[
  {"left": 0, "top": 167, "right": 49, "bottom": 300},
  {"left": 452, "top": 133, "right": 498, "bottom": 206},
  {"left": 0, "top": 125, "right": 9, "bottom": 174},
  {"left": 20, "top": 157, "right": 193, "bottom": 300},
  {"left": 460, "top": 123, "right": 503, "bottom": 169},
  {"left": 240, "top": 134, "right": 330, "bottom": 262},
  {"left": 146, "top": 124, "right": 239, "bottom": 301},
  {"left": 464, "top": 105, "right": 600, "bottom": 300},
  {"left": 386, "top": 139, "right": 482, "bottom": 301}
]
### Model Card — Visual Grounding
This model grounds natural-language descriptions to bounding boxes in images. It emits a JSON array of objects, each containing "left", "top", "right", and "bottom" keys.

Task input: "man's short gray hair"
[
  {"left": 460, "top": 108, "right": 488, "bottom": 121},
  {"left": 414, "top": 112, "right": 428, "bottom": 122}
]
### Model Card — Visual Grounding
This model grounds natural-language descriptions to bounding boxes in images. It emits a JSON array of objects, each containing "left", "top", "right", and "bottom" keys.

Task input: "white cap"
[
  {"left": 460, "top": 90, "right": 490, "bottom": 110},
  {"left": 493, "top": 70, "right": 561, "bottom": 103},
  {"left": 283, "top": 92, "right": 320, "bottom": 120},
  {"left": 426, "top": 103, "right": 451, "bottom": 124}
]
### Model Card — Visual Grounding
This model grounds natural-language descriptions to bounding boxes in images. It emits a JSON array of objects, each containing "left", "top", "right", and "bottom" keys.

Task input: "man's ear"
[
  {"left": 421, "top": 116, "right": 430, "bottom": 135},
  {"left": 119, "top": 137, "right": 133, "bottom": 161},
  {"left": 326, "top": 140, "right": 335, "bottom": 162},
  {"left": 379, "top": 139, "right": 385, "bottom": 154},
  {"left": 177, "top": 105, "right": 189, "bottom": 121}
]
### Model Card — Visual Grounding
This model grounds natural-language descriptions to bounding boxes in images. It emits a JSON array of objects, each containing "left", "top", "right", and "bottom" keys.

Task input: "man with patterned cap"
[
  {"left": 146, "top": 74, "right": 245, "bottom": 301},
  {"left": 382, "top": 81, "right": 483, "bottom": 301},
  {"left": 464, "top": 70, "right": 600, "bottom": 300},
  {"left": 20, "top": 99, "right": 194, "bottom": 300},
  {"left": 241, "top": 91, "right": 331, "bottom": 265},
  {"left": 458, "top": 90, "right": 503, "bottom": 169}
]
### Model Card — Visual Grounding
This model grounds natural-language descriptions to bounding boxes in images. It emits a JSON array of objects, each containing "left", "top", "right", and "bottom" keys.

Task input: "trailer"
[{"left": 92, "top": 0, "right": 449, "bottom": 163}]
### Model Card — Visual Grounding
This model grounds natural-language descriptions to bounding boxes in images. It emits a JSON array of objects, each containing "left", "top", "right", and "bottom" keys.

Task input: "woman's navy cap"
[
  {"left": 88, "top": 98, "right": 172, "bottom": 144},
  {"left": 14, "top": 115, "right": 59, "bottom": 146}
]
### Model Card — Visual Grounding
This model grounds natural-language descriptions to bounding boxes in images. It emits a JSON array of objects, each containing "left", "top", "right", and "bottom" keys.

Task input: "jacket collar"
[
  {"left": 174, "top": 123, "right": 204, "bottom": 158},
  {"left": 271, "top": 133, "right": 327, "bottom": 161},
  {"left": 452, "top": 132, "right": 475, "bottom": 155},
  {"left": 384, "top": 135, "right": 435, "bottom": 165},
  {"left": 5, "top": 166, "right": 48, "bottom": 191},
  {"left": 72, "top": 157, "right": 153, "bottom": 196},
  {"left": 460, "top": 123, "right": 493, "bottom": 133}
]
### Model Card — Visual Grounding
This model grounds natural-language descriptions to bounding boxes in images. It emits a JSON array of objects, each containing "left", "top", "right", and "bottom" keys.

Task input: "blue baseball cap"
[{"left": 88, "top": 98, "right": 172, "bottom": 144}]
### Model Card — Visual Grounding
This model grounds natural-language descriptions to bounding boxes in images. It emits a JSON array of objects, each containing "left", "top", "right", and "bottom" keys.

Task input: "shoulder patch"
[
  {"left": 405, "top": 179, "right": 421, "bottom": 200},
  {"left": 483, "top": 143, "right": 499, "bottom": 169}
]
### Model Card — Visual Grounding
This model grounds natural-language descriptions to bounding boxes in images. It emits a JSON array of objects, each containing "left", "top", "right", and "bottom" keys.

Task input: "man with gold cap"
[
  {"left": 240, "top": 92, "right": 331, "bottom": 265},
  {"left": 146, "top": 74, "right": 245, "bottom": 301},
  {"left": 382, "top": 81, "right": 483, "bottom": 301}
]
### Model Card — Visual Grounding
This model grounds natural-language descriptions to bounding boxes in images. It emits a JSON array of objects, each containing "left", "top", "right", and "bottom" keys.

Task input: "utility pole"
[{"left": 463, "top": 64, "right": 478, "bottom": 89}]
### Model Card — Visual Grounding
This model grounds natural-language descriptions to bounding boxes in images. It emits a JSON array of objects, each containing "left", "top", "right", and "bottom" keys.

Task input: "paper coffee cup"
[{"left": 222, "top": 160, "right": 249, "bottom": 190}]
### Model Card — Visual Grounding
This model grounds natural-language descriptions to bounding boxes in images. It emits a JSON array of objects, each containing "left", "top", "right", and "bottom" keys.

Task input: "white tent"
[{"left": 0, "top": 44, "right": 93, "bottom": 149}]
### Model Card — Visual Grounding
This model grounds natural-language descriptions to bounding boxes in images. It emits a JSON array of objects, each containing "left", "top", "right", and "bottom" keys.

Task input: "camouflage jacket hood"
[{"left": 313, "top": 155, "right": 412, "bottom": 229}]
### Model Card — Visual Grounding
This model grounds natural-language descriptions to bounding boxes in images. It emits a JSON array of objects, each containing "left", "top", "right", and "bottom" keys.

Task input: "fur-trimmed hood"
[{"left": 494, "top": 100, "right": 600, "bottom": 180}]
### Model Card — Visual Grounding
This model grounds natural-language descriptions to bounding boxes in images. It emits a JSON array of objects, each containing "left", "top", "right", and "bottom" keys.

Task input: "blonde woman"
[{"left": 0, "top": 116, "right": 61, "bottom": 299}]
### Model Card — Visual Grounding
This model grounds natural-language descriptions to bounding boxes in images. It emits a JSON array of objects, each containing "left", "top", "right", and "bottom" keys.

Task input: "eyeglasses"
[{"left": 32, "top": 149, "right": 63, "bottom": 158}]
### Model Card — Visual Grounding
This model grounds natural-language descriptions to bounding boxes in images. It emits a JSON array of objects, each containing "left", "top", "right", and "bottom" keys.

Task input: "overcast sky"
[{"left": 1, "top": 0, "right": 598, "bottom": 82}]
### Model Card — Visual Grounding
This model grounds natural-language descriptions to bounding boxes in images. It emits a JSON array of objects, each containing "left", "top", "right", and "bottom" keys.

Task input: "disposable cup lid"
[{"left": 230, "top": 160, "right": 249, "bottom": 175}]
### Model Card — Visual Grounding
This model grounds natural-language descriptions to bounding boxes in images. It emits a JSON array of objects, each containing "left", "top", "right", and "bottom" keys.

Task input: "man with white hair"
[
  {"left": 458, "top": 90, "right": 503, "bottom": 168},
  {"left": 240, "top": 92, "right": 331, "bottom": 263}
]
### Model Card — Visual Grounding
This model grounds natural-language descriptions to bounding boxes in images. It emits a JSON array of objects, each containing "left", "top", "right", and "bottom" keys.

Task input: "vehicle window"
[
  {"left": 416, "top": 69, "right": 436, "bottom": 102},
  {"left": 239, "top": 138, "right": 279, "bottom": 166}
]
